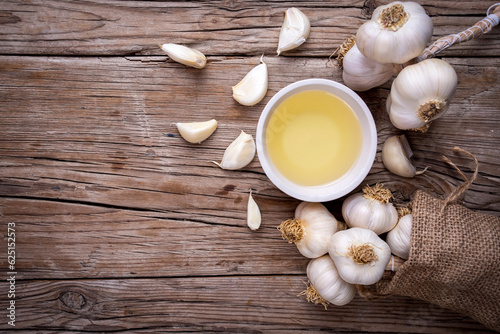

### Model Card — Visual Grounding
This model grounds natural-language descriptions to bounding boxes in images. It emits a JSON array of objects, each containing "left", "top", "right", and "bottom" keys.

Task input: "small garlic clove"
[
  {"left": 159, "top": 43, "right": 206, "bottom": 69},
  {"left": 175, "top": 119, "right": 218, "bottom": 144},
  {"left": 213, "top": 130, "right": 256, "bottom": 170},
  {"left": 277, "top": 7, "right": 311, "bottom": 55},
  {"left": 232, "top": 56, "right": 268, "bottom": 106},
  {"left": 382, "top": 134, "right": 418, "bottom": 177},
  {"left": 247, "top": 190, "right": 261, "bottom": 231}
]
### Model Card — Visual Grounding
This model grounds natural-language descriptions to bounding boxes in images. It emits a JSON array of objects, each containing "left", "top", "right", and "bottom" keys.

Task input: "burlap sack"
[{"left": 376, "top": 190, "right": 500, "bottom": 331}]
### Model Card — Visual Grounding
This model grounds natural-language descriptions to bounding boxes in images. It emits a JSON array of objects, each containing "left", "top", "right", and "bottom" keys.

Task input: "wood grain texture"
[
  {"left": 0, "top": 0, "right": 499, "bottom": 332},
  {"left": 0, "top": 277, "right": 495, "bottom": 332},
  {"left": 0, "top": 0, "right": 499, "bottom": 57}
]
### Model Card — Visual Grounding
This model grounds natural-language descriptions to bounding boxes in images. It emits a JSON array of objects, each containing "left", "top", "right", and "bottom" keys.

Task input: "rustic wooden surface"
[{"left": 0, "top": 0, "right": 499, "bottom": 332}]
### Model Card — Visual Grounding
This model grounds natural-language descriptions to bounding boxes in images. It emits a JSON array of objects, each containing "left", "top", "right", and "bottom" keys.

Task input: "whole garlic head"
[
  {"left": 303, "top": 255, "right": 356, "bottom": 308},
  {"left": 342, "top": 43, "right": 399, "bottom": 92},
  {"left": 342, "top": 184, "right": 398, "bottom": 235},
  {"left": 277, "top": 8, "right": 311, "bottom": 55},
  {"left": 278, "top": 202, "right": 344, "bottom": 259},
  {"left": 328, "top": 227, "right": 392, "bottom": 285},
  {"left": 387, "top": 58, "right": 458, "bottom": 130},
  {"left": 387, "top": 213, "right": 412, "bottom": 260},
  {"left": 356, "top": 1, "right": 433, "bottom": 64}
]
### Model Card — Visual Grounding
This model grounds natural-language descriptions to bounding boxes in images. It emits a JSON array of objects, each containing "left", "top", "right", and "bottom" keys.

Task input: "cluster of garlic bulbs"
[{"left": 279, "top": 186, "right": 402, "bottom": 308}]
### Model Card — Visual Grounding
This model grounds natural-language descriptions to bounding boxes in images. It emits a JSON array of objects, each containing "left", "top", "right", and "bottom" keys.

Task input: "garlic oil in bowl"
[{"left": 256, "top": 79, "right": 377, "bottom": 202}]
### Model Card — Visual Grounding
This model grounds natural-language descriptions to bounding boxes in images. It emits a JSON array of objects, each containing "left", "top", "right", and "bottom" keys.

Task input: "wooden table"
[{"left": 1, "top": 1, "right": 499, "bottom": 332}]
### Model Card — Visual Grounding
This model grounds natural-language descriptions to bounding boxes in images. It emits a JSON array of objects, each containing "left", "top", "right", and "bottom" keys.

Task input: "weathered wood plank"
[
  {"left": 0, "top": 0, "right": 499, "bottom": 57},
  {"left": 0, "top": 277, "right": 494, "bottom": 332}
]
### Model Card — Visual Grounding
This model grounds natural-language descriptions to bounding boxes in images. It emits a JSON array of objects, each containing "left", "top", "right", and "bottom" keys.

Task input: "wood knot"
[
  {"left": 362, "top": 0, "right": 379, "bottom": 18},
  {"left": 59, "top": 291, "right": 87, "bottom": 310}
]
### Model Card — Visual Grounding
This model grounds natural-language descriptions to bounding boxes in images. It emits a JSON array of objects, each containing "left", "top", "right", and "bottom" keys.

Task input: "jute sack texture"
[{"left": 376, "top": 190, "right": 500, "bottom": 331}]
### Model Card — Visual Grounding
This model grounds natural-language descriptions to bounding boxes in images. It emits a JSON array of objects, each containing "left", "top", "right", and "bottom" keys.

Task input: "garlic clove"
[
  {"left": 387, "top": 214, "right": 412, "bottom": 259},
  {"left": 342, "top": 184, "right": 398, "bottom": 235},
  {"left": 302, "top": 255, "right": 356, "bottom": 307},
  {"left": 213, "top": 130, "right": 255, "bottom": 170},
  {"left": 342, "top": 43, "right": 397, "bottom": 92},
  {"left": 387, "top": 58, "right": 458, "bottom": 130},
  {"left": 232, "top": 56, "right": 268, "bottom": 106},
  {"left": 328, "top": 227, "right": 392, "bottom": 285},
  {"left": 247, "top": 190, "right": 261, "bottom": 231},
  {"left": 277, "top": 8, "right": 311, "bottom": 55},
  {"left": 356, "top": 2, "right": 433, "bottom": 64},
  {"left": 175, "top": 119, "right": 218, "bottom": 144},
  {"left": 159, "top": 43, "right": 206, "bottom": 69},
  {"left": 382, "top": 134, "right": 420, "bottom": 177}
]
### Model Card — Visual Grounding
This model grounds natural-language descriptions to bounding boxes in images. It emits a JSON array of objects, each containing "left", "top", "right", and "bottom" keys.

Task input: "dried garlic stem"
[
  {"left": 418, "top": 4, "right": 500, "bottom": 61},
  {"left": 347, "top": 243, "right": 378, "bottom": 265},
  {"left": 299, "top": 283, "right": 330, "bottom": 309},
  {"left": 396, "top": 206, "right": 412, "bottom": 218},
  {"left": 277, "top": 219, "right": 304, "bottom": 244},
  {"left": 362, "top": 183, "right": 393, "bottom": 204}
]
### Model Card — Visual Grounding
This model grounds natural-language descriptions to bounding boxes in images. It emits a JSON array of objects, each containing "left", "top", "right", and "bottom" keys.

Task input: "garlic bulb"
[
  {"left": 175, "top": 119, "right": 217, "bottom": 144},
  {"left": 232, "top": 56, "right": 268, "bottom": 106},
  {"left": 278, "top": 202, "right": 344, "bottom": 259},
  {"left": 387, "top": 58, "right": 458, "bottom": 130},
  {"left": 356, "top": 2, "right": 433, "bottom": 64},
  {"left": 159, "top": 43, "right": 206, "bottom": 69},
  {"left": 387, "top": 214, "right": 412, "bottom": 259},
  {"left": 342, "top": 184, "right": 398, "bottom": 235},
  {"left": 328, "top": 227, "right": 391, "bottom": 285},
  {"left": 277, "top": 8, "right": 310, "bottom": 55},
  {"left": 247, "top": 191, "right": 261, "bottom": 231},
  {"left": 342, "top": 43, "right": 398, "bottom": 92},
  {"left": 213, "top": 131, "right": 255, "bottom": 170},
  {"left": 302, "top": 255, "right": 356, "bottom": 308},
  {"left": 382, "top": 134, "right": 427, "bottom": 177}
]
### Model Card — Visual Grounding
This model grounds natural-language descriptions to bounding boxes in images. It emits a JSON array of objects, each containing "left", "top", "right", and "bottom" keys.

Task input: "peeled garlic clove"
[
  {"left": 328, "top": 227, "right": 392, "bottom": 285},
  {"left": 278, "top": 202, "right": 345, "bottom": 259},
  {"left": 175, "top": 119, "right": 217, "bottom": 144},
  {"left": 232, "top": 57, "right": 268, "bottom": 106},
  {"left": 303, "top": 255, "right": 356, "bottom": 308},
  {"left": 382, "top": 134, "right": 426, "bottom": 177},
  {"left": 247, "top": 190, "right": 261, "bottom": 231},
  {"left": 342, "top": 183, "right": 398, "bottom": 235},
  {"left": 387, "top": 214, "right": 412, "bottom": 260},
  {"left": 342, "top": 43, "right": 398, "bottom": 92},
  {"left": 356, "top": 1, "right": 433, "bottom": 64},
  {"left": 277, "top": 7, "right": 311, "bottom": 55},
  {"left": 213, "top": 131, "right": 255, "bottom": 170},
  {"left": 387, "top": 58, "right": 458, "bottom": 130},
  {"left": 159, "top": 43, "right": 206, "bottom": 69}
]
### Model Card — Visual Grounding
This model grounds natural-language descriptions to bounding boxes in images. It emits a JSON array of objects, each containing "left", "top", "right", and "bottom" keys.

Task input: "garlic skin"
[
  {"left": 382, "top": 134, "right": 424, "bottom": 177},
  {"left": 175, "top": 119, "right": 217, "bottom": 144},
  {"left": 232, "top": 57, "right": 268, "bottom": 106},
  {"left": 247, "top": 191, "right": 261, "bottom": 231},
  {"left": 278, "top": 202, "right": 344, "bottom": 259},
  {"left": 387, "top": 214, "right": 412, "bottom": 259},
  {"left": 356, "top": 2, "right": 433, "bottom": 64},
  {"left": 304, "top": 255, "right": 356, "bottom": 307},
  {"left": 342, "top": 43, "right": 398, "bottom": 92},
  {"left": 277, "top": 8, "right": 311, "bottom": 55},
  {"left": 342, "top": 184, "right": 398, "bottom": 235},
  {"left": 328, "top": 227, "right": 392, "bottom": 285},
  {"left": 387, "top": 58, "right": 458, "bottom": 130},
  {"left": 214, "top": 131, "right": 255, "bottom": 170},
  {"left": 159, "top": 43, "right": 206, "bottom": 69}
]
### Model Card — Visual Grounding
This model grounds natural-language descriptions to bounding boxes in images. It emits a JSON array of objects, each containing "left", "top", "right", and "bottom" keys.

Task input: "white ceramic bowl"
[{"left": 256, "top": 78, "right": 377, "bottom": 202}]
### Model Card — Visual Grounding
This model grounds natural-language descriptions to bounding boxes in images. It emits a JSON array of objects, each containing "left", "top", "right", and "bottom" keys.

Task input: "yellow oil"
[{"left": 266, "top": 90, "right": 363, "bottom": 186}]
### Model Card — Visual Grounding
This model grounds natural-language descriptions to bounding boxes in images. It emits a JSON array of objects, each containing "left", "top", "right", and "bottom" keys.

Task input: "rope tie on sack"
[
  {"left": 418, "top": 3, "right": 500, "bottom": 61},
  {"left": 440, "top": 147, "right": 479, "bottom": 212}
]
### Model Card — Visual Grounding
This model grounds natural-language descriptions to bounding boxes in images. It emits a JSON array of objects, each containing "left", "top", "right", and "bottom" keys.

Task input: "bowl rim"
[{"left": 256, "top": 78, "right": 377, "bottom": 202}]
